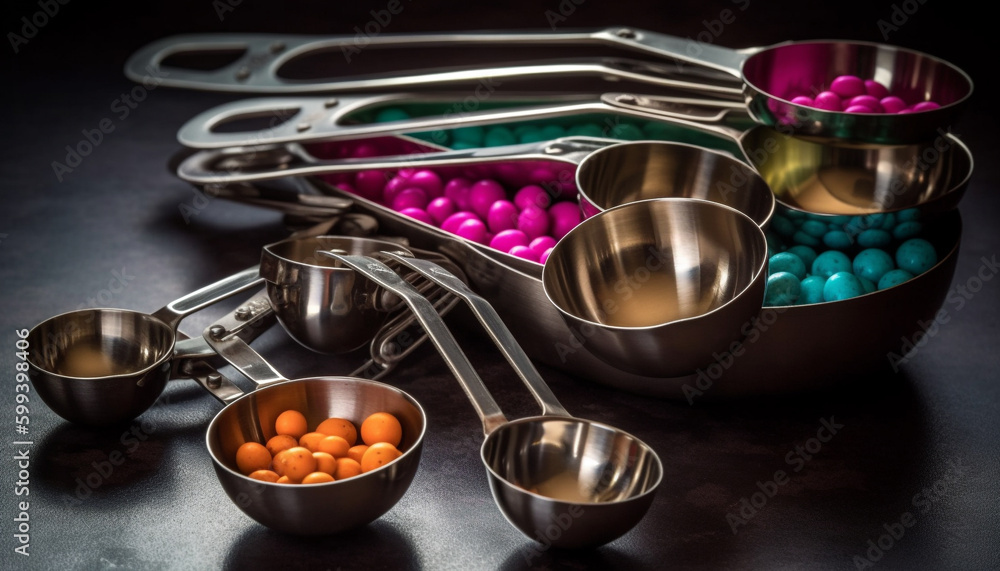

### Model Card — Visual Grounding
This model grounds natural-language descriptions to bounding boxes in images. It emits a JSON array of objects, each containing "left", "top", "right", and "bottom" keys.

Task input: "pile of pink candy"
[
  {"left": 789, "top": 75, "right": 941, "bottom": 114},
  {"left": 338, "top": 168, "right": 582, "bottom": 264}
]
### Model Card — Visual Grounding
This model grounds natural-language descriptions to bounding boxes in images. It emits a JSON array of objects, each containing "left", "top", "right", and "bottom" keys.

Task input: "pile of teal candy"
[{"left": 764, "top": 208, "right": 939, "bottom": 306}]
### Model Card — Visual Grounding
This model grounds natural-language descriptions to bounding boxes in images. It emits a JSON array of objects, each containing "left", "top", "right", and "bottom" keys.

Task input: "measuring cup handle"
[
  {"left": 323, "top": 252, "right": 508, "bottom": 436},
  {"left": 383, "top": 253, "right": 571, "bottom": 418},
  {"left": 200, "top": 293, "right": 288, "bottom": 388},
  {"left": 598, "top": 27, "right": 751, "bottom": 77},
  {"left": 149, "top": 266, "right": 263, "bottom": 330}
]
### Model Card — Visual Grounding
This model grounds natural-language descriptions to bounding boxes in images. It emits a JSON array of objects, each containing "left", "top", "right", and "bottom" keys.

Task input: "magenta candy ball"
[
  {"left": 456, "top": 218, "right": 488, "bottom": 244},
  {"left": 351, "top": 143, "right": 381, "bottom": 158},
  {"left": 813, "top": 91, "right": 843, "bottom": 112},
  {"left": 490, "top": 229, "right": 529, "bottom": 252},
  {"left": 830, "top": 75, "right": 865, "bottom": 99},
  {"left": 539, "top": 247, "right": 554, "bottom": 265},
  {"left": 529, "top": 236, "right": 557, "bottom": 254},
  {"left": 382, "top": 175, "right": 411, "bottom": 205},
  {"left": 790, "top": 95, "right": 815, "bottom": 106},
  {"left": 407, "top": 170, "right": 444, "bottom": 199},
  {"left": 508, "top": 245, "right": 540, "bottom": 262},
  {"left": 864, "top": 80, "right": 890, "bottom": 99},
  {"left": 548, "top": 201, "right": 581, "bottom": 240},
  {"left": 444, "top": 177, "right": 472, "bottom": 211},
  {"left": 845, "top": 105, "right": 875, "bottom": 113},
  {"left": 354, "top": 170, "right": 387, "bottom": 201},
  {"left": 518, "top": 205, "right": 550, "bottom": 239},
  {"left": 392, "top": 188, "right": 429, "bottom": 212},
  {"left": 880, "top": 96, "right": 908, "bottom": 113},
  {"left": 514, "top": 185, "right": 551, "bottom": 210},
  {"left": 399, "top": 207, "right": 433, "bottom": 225},
  {"left": 442, "top": 211, "right": 480, "bottom": 234},
  {"left": 469, "top": 179, "right": 507, "bottom": 218},
  {"left": 487, "top": 200, "right": 518, "bottom": 233},
  {"left": 848, "top": 95, "right": 882, "bottom": 111},
  {"left": 426, "top": 196, "right": 456, "bottom": 225},
  {"left": 397, "top": 168, "right": 417, "bottom": 179},
  {"left": 912, "top": 101, "right": 941, "bottom": 112}
]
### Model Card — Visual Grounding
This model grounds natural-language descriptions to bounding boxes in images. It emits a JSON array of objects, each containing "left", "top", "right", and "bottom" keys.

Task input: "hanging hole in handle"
[
  {"left": 160, "top": 48, "right": 248, "bottom": 72},
  {"left": 210, "top": 108, "right": 301, "bottom": 134}
]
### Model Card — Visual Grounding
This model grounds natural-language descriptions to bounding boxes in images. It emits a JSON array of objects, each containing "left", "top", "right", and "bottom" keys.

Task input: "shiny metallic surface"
[
  {"left": 542, "top": 198, "right": 768, "bottom": 377},
  {"left": 260, "top": 235, "right": 413, "bottom": 353},
  {"left": 742, "top": 128, "right": 973, "bottom": 216},
  {"left": 741, "top": 41, "right": 973, "bottom": 145},
  {"left": 206, "top": 377, "right": 425, "bottom": 535},
  {"left": 482, "top": 416, "right": 662, "bottom": 548},
  {"left": 575, "top": 141, "right": 774, "bottom": 226}
]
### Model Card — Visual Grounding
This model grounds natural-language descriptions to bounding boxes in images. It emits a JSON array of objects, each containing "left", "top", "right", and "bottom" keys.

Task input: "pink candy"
[
  {"left": 441, "top": 211, "right": 479, "bottom": 234},
  {"left": 444, "top": 178, "right": 472, "bottom": 210},
  {"left": 391, "top": 188, "right": 428, "bottom": 212},
  {"left": 490, "top": 229, "right": 529, "bottom": 253},
  {"left": 487, "top": 200, "right": 518, "bottom": 233},
  {"left": 508, "top": 245, "right": 540, "bottom": 262},
  {"left": 791, "top": 75, "right": 942, "bottom": 115},
  {"left": 514, "top": 185, "right": 551, "bottom": 210},
  {"left": 399, "top": 207, "right": 433, "bottom": 225},
  {"left": 426, "top": 196, "right": 456, "bottom": 225},
  {"left": 830, "top": 75, "right": 865, "bottom": 99},
  {"left": 813, "top": 91, "right": 843, "bottom": 112},
  {"left": 456, "top": 218, "right": 488, "bottom": 244},
  {"left": 354, "top": 170, "right": 387, "bottom": 201},
  {"left": 517, "top": 205, "right": 550, "bottom": 240},
  {"left": 864, "top": 79, "right": 890, "bottom": 99},
  {"left": 469, "top": 179, "right": 507, "bottom": 218},
  {"left": 549, "top": 202, "right": 582, "bottom": 241},
  {"left": 406, "top": 170, "right": 444, "bottom": 199},
  {"left": 880, "top": 96, "right": 908, "bottom": 113}
]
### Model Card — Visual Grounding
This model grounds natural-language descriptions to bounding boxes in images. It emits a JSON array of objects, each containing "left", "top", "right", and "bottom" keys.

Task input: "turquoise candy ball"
[
  {"left": 608, "top": 123, "right": 645, "bottom": 140},
  {"left": 769, "top": 252, "right": 807, "bottom": 279},
  {"left": 540, "top": 125, "right": 566, "bottom": 139},
  {"left": 452, "top": 126, "right": 485, "bottom": 146},
  {"left": 374, "top": 107, "right": 410, "bottom": 122},
  {"left": 852, "top": 248, "right": 896, "bottom": 283},
  {"left": 792, "top": 231, "right": 820, "bottom": 247},
  {"left": 878, "top": 268, "right": 915, "bottom": 290},
  {"left": 858, "top": 276, "right": 877, "bottom": 294},
  {"left": 897, "top": 208, "right": 921, "bottom": 222},
  {"left": 812, "top": 250, "right": 852, "bottom": 278},
  {"left": 856, "top": 229, "right": 892, "bottom": 249},
  {"left": 823, "top": 271, "right": 865, "bottom": 301},
  {"left": 771, "top": 215, "right": 795, "bottom": 238},
  {"left": 450, "top": 141, "right": 477, "bottom": 150},
  {"left": 567, "top": 123, "right": 605, "bottom": 138},
  {"left": 800, "top": 275, "right": 827, "bottom": 305},
  {"left": 823, "top": 230, "right": 853, "bottom": 250},
  {"left": 800, "top": 220, "right": 827, "bottom": 238},
  {"left": 764, "top": 271, "right": 801, "bottom": 306},
  {"left": 786, "top": 245, "right": 818, "bottom": 270},
  {"left": 642, "top": 122, "right": 675, "bottom": 139},
  {"left": 893, "top": 221, "right": 923, "bottom": 240},
  {"left": 896, "top": 239, "right": 937, "bottom": 274},
  {"left": 518, "top": 128, "right": 547, "bottom": 144},
  {"left": 484, "top": 126, "right": 516, "bottom": 147},
  {"left": 879, "top": 212, "right": 896, "bottom": 231}
]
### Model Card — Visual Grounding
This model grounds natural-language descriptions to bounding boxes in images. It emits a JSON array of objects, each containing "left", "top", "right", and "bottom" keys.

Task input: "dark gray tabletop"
[{"left": 2, "top": 1, "right": 998, "bottom": 569}]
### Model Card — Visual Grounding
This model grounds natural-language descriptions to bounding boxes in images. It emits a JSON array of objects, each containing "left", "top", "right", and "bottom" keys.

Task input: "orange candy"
[
  {"left": 235, "top": 442, "right": 272, "bottom": 475},
  {"left": 360, "top": 442, "right": 402, "bottom": 473},
  {"left": 312, "top": 452, "right": 337, "bottom": 476},
  {"left": 248, "top": 469, "right": 280, "bottom": 483},
  {"left": 265, "top": 434, "right": 299, "bottom": 457},
  {"left": 316, "top": 435, "right": 351, "bottom": 458},
  {"left": 274, "top": 446, "right": 317, "bottom": 481},
  {"left": 335, "top": 458, "right": 363, "bottom": 480},
  {"left": 360, "top": 412, "right": 403, "bottom": 447},
  {"left": 275, "top": 410, "right": 309, "bottom": 440},
  {"left": 301, "top": 472, "right": 336, "bottom": 484},
  {"left": 299, "top": 432, "right": 327, "bottom": 452},
  {"left": 316, "top": 417, "right": 358, "bottom": 446},
  {"left": 347, "top": 445, "right": 369, "bottom": 464}
]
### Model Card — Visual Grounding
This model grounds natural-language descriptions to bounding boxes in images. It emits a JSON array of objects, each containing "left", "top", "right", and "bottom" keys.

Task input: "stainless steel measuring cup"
[
  {"left": 322, "top": 251, "right": 663, "bottom": 548},
  {"left": 197, "top": 297, "right": 427, "bottom": 536},
  {"left": 26, "top": 267, "right": 263, "bottom": 426}
]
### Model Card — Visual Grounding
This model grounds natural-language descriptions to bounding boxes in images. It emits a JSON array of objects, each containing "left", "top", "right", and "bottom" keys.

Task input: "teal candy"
[
  {"left": 518, "top": 128, "right": 547, "bottom": 144},
  {"left": 567, "top": 123, "right": 605, "bottom": 138},
  {"left": 771, "top": 215, "right": 795, "bottom": 237},
  {"left": 608, "top": 123, "right": 645, "bottom": 140},
  {"left": 513, "top": 125, "right": 535, "bottom": 138},
  {"left": 897, "top": 208, "right": 921, "bottom": 222},
  {"left": 451, "top": 141, "right": 476, "bottom": 150},
  {"left": 812, "top": 250, "right": 852, "bottom": 278},
  {"left": 878, "top": 268, "right": 915, "bottom": 290},
  {"left": 801, "top": 220, "right": 827, "bottom": 238},
  {"left": 792, "top": 231, "right": 820, "bottom": 247},
  {"left": 823, "top": 271, "right": 865, "bottom": 301},
  {"left": 852, "top": 248, "right": 895, "bottom": 283},
  {"left": 769, "top": 252, "right": 807, "bottom": 279},
  {"left": 786, "top": 245, "right": 818, "bottom": 270},
  {"left": 828, "top": 215, "right": 852, "bottom": 226},
  {"left": 857, "top": 229, "right": 892, "bottom": 248},
  {"left": 452, "top": 126, "right": 485, "bottom": 145},
  {"left": 823, "top": 230, "right": 853, "bottom": 249},
  {"left": 484, "top": 126, "right": 516, "bottom": 147},
  {"left": 893, "top": 221, "right": 923, "bottom": 240},
  {"left": 896, "top": 238, "right": 937, "bottom": 274},
  {"left": 540, "top": 125, "right": 566, "bottom": 139},
  {"left": 799, "top": 275, "right": 827, "bottom": 305},
  {"left": 858, "top": 276, "right": 877, "bottom": 294},
  {"left": 642, "top": 122, "right": 675, "bottom": 140},
  {"left": 764, "top": 272, "right": 801, "bottom": 306},
  {"left": 879, "top": 212, "right": 896, "bottom": 231},
  {"left": 374, "top": 107, "right": 410, "bottom": 122}
]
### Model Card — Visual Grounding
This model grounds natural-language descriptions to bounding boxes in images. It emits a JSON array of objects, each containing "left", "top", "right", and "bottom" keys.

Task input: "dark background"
[{"left": 2, "top": 0, "right": 998, "bottom": 569}]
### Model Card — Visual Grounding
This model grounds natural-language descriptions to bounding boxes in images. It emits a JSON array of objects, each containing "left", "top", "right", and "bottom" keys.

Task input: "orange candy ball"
[
  {"left": 360, "top": 412, "right": 403, "bottom": 447},
  {"left": 347, "top": 445, "right": 369, "bottom": 464},
  {"left": 312, "top": 452, "right": 337, "bottom": 476},
  {"left": 265, "top": 434, "right": 298, "bottom": 457},
  {"left": 316, "top": 417, "right": 358, "bottom": 446},
  {"left": 247, "top": 469, "right": 280, "bottom": 483},
  {"left": 316, "top": 435, "right": 351, "bottom": 458},
  {"left": 335, "top": 458, "right": 363, "bottom": 480},
  {"left": 274, "top": 446, "right": 317, "bottom": 481},
  {"left": 235, "top": 442, "right": 272, "bottom": 475},
  {"left": 360, "top": 442, "right": 402, "bottom": 473},
  {"left": 301, "top": 472, "right": 336, "bottom": 484},
  {"left": 275, "top": 410, "right": 309, "bottom": 440}
]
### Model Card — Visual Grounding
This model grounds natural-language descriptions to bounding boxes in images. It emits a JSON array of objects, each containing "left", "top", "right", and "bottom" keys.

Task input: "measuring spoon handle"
[
  {"left": 150, "top": 266, "right": 263, "bottom": 330},
  {"left": 323, "top": 252, "right": 508, "bottom": 436},
  {"left": 383, "top": 253, "right": 570, "bottom": 418}
]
